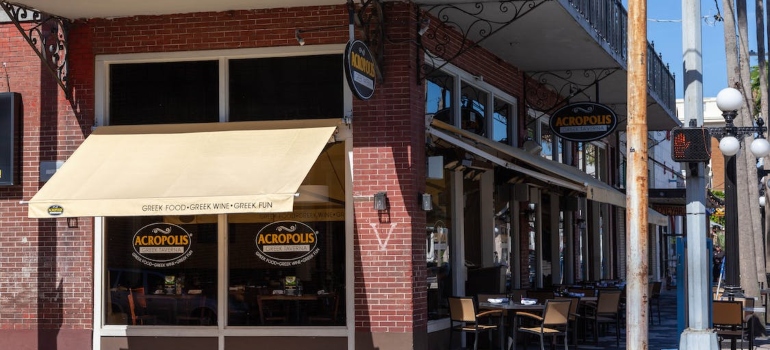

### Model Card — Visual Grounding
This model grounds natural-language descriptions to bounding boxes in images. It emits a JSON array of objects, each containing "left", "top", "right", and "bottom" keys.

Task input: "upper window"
[
  {"left": 423, "top": 65, "right": 516, "bottom": 142},
  {"left": 109, "top": 61, "right": 220, "bottom": 125},
  {"left": 229, "top": 55, "right": 343, "bottom": 121}
]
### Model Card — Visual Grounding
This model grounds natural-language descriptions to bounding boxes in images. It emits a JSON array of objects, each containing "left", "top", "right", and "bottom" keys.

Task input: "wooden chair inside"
[
  {"left": 447, "top": 296, "right": 503, "bottom": 350},
  {"left": 127, "top": 287, "right": 156, "bottom": 325},
  {"left": 176, "top": 295, "right": 210, "bottom": 325},
  {"left": 308, "top": 293, "right": 340, "bottom": 323},
  {"left": 517, "top": 299, "right": 571, "bottom": 350},
  {"left": 526, "top": 290, "right": 556, "bottom": 305}
]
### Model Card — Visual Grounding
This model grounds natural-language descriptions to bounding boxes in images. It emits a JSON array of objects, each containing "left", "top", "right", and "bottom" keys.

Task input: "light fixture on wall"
[
  {"left": 522, "top": 137, "right": 542, "bottom": 155},
  {"left": 374, "top": 192, "right": 388, "bottom": 211},
  {"left": 418, "top": 17, "right": 430, "bottom": 36},
  {"left": 295, "top": 29, "right": 305, "bottom": 46},
  {"left": 420, "top": 193, "right": 433, "bottom": 211}
]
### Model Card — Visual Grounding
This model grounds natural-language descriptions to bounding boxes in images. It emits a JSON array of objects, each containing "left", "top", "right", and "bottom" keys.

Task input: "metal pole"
[
  {"left": 626, "top": 0, "right": 648, "bottom": 348},
  {"left": 678, "top": 0, "right": 718, "bottom": 347},
  {"left": 724, "top": 153, "right": 740, "bottom": 288}
]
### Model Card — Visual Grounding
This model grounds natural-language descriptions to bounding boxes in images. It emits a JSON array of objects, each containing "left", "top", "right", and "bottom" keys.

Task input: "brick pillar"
[{"left": 351, "top": 3, "right": 427, "bottom": 350}]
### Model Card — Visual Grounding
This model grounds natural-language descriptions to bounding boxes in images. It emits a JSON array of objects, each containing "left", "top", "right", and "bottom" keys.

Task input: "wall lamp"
[
  {"left": 374, "top": 192, "right": 388, "bottom": 211},
  {"left": 294, "top": 25, "right": 348, "bottom": 46},
  {"left": 420, "top": 193, "right": 433, "bottom": 211},
  {"left": 295, "top": 29, "right": 305, "bottom": 46},
  {"left": 418, "top": 17, "right": 430, "bottom": 36}
]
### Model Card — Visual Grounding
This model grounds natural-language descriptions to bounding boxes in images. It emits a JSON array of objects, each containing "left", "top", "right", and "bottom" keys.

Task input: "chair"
[
  {"left": 527, "top": 290, "right": 556, "bottom": 304},
  {"left": 176, "top": 295, "right": 210, "bottom": 325},
  {"left": 127, "top": 287, "right": 156, "bottom": 325},
  {"left": 649, "top": 281, "right": 662, "bottom": 325},
  {"left": 555, "top": 296, "right": 581, "bottom": 346},
  {"left": 308, "top": 293, "right": 340, "bottom": 323},
  {"left": 582, "top": 289, "right": 621, "bottom": 347},
  {"left": 516, "top": 299, "right": 571, "bottom": 350},
  {"left": 448, "top": 296, "right": 503, "bottom": 350},
  {"left": 713, "top": 300, "right": 745, "bottom": 350}
]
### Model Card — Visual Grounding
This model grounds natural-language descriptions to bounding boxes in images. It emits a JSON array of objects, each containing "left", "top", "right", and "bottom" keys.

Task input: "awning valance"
[
  {"left": 28, "top": 119, "right": 341, "bottom": 218},
  {"left": 429, "top": 119, "right": 627, "bottom": 207},
  {"left": 428, "top": 119, "right": 669, "bottom": 226}
]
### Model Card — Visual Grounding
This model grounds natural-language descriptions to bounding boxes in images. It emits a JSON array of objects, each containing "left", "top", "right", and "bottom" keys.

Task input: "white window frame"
[{"left": 93, "top": 44, "right": 354, "bottom": 349}]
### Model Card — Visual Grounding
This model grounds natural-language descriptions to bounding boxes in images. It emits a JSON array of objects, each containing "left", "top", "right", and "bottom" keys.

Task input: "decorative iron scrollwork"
[
  {"left": 0, "top": 2, "right": 70, "bottom": 99},
  {"left": 351, "top": 0, "right": 385, "bottom": 82},
  {"left": 524, "top": 68, "right": 618, "bottom": 113},
  {"left": 416, "top": 0, "right": 547, "bottom": 83}
]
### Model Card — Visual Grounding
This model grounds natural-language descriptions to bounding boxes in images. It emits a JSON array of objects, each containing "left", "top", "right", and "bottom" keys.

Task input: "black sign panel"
[
  {"left": 344, "top": 40, "right": 376, "bottom": 100},
  {"left": 132, "top": 222, "right": 194, "bottom": 267},
  {"left": 254, "top": 221, "right": 320, "bottom": 267},
  {"left": 0, "top": 92, "right": 21, "bottom": 186},
  {"left": 549, "top": 102, "right": 618, "bottom": 142}
]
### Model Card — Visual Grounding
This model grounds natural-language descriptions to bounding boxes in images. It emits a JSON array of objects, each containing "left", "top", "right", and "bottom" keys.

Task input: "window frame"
[{"left": 93, "top": 44, "right": 353, "bottom": 339}]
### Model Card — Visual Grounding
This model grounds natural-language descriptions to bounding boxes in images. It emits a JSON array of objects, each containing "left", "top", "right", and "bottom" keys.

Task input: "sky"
[{"left": 642, "top": 0, "right": 756, "bottom": 99}]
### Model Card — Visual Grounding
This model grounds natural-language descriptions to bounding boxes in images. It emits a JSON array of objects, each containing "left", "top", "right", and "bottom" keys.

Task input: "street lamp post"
[{"left": 712, "top": 87, "right": 770, "bottom": 295}]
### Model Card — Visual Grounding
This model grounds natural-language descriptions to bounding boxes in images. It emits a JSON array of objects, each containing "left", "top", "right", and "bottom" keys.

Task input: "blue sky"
[{"left": 644, "top": 0, "right": 738, "bottom": 99}]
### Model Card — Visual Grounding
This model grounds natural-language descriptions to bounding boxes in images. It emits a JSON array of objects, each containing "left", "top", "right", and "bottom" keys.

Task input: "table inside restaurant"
[
  {"left": 143, "top": 293, "right": 208, "bottom": 324},
  {"left": 256, "top": 293, "right": 334, "bottom": 324}
]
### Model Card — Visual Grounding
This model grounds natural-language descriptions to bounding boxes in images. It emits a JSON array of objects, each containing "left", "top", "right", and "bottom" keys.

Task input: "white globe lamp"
[
  {"left": 750, "top": 137, "right": 770, "bottom": 157},
  {"left": 716, "top": 87, "right": 744, "bottom": 112},
  {"left": 719, "top": 136, "right": 740, "bottom": 156}
]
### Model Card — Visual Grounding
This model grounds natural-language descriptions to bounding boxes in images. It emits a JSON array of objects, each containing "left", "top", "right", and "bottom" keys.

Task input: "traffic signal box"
[{"left": 670, "top": 127, "right": 711, "bottom": 163}]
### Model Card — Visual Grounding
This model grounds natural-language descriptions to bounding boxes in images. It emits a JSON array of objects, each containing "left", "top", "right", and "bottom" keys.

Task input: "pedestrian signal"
[{"left": 670, "top": 127, "right": 711, "bottom": 162}]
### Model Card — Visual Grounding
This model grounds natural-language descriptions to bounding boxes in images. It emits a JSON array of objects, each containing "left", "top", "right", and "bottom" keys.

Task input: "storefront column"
[
  {"left": 480, "top": 171, "right": 495, "bottom": 267},
  {"left": 549, "top": 193, "right": 561, "bottom": 286},
  {"left": 589, "top": 201, "right": 602, "bottom": 281}
]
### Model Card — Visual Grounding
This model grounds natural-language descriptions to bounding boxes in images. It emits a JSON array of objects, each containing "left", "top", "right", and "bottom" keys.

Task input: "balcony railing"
[{"left": 567, "top": 0, "right": 676, "bottom": 113}]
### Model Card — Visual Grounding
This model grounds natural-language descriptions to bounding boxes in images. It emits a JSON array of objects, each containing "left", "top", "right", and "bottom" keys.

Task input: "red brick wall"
[{"left": 0, "top": 19, "right": 94, "bottom": 349}]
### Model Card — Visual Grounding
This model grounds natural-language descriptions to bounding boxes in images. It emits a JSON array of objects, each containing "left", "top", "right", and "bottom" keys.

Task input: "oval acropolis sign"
[
  {"left": 549, "top": 102, "right": 618, "bottom": 142},
  {"left": 132, "top": 222, "right": 193, "bottom": 267},
  {"left": 254, "top": 221, "right": 320, "bottom": 267}
]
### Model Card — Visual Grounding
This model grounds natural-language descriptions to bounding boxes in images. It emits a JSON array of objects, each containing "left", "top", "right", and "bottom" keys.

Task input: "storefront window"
[
  {"left": 493, "top": 98, "right": 512, "bottom": 145},
  {"left": 426, "top": 167, "right": 453, "bottom": 320},
  {"left": 227, "top": 220, "right": 345, "bottom": 326},
  {"left": 104, "top": 217, "right": 219, "bottom": 326},
  {"left": 103, "top": 52, "right": 349, "bottom": 329},
  {"left": 425, "top": 71, "right": 454, "bottom": 124},
  {"left": 460, "top": 82, "right": 487, "bottom": 136}
]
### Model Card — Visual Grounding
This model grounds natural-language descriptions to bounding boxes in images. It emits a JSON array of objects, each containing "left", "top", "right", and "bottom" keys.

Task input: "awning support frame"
[{"left": 0, "top": 1, "right": 71, "bottom": 100}]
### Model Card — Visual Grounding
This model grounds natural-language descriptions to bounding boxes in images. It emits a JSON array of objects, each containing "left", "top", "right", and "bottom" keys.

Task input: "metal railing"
[{"left": 567, "top": 0, "right": 676, "bottom": 113}]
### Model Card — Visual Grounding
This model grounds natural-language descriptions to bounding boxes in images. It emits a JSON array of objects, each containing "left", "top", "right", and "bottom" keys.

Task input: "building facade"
[{"left": 0, "top": 1, "right": 678, "bottom": 349}]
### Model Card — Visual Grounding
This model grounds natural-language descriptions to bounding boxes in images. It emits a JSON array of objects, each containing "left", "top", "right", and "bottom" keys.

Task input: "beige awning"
[
  {"left": 429, "top": 119, "right": 627, "bottom": 207},
  {"left": 28, "top": 119, "right": 340, "bottom": 218},
  {"left": 428, "top": 120, "right": 670, "bottom": 225}
]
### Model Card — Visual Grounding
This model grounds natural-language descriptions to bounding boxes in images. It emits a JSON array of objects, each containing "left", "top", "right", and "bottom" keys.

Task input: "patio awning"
[
  {"left": 428, "top": 119, "right": 668, "bottom": 226},
  {"left": 28, "top": 119, "right": 340, "bottom": 218}
]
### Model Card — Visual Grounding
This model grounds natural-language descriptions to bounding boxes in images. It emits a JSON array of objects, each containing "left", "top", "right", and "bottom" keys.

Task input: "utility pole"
[
  {"left": 678, "top": 0, "right": 718, "bottom": 347},
  {"left": 626, "top": 0, "right": 649, "bottom": 348}
]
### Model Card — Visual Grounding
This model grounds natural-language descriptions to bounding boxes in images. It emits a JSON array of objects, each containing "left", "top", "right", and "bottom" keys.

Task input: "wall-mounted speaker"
[{"left": 0, "top": 92, "right": 21, "bottom": 186}]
